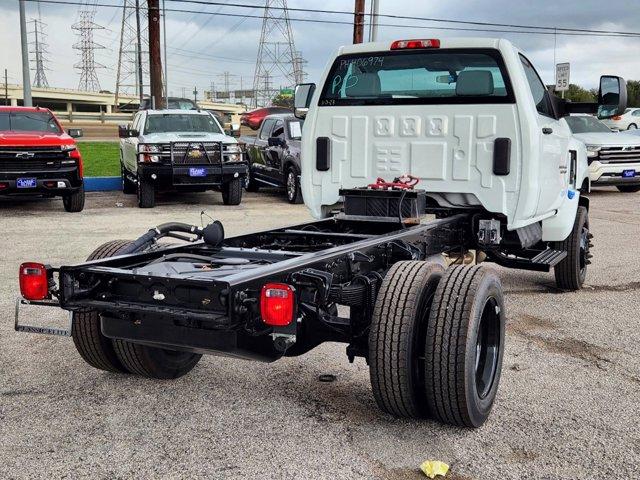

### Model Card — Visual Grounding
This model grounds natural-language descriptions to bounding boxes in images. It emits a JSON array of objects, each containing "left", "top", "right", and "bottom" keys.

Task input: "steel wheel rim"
[
  {"left": 579, "top": 225, "right": 589, "bottom": 276},
  {"left": 475, "top": 297, "right": 500, "bottom": 399},
  {"left": 287, "top": 171, "right": 296, "bottom": 200}
]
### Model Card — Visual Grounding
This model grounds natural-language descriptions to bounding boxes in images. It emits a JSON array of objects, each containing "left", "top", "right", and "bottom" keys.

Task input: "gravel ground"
[{"left": 0, "top": 188, "right": 639, "bottom": 479}]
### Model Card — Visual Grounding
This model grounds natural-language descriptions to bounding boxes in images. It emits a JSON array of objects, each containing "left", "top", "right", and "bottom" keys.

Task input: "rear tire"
[
  {"left": 369, "top": 261, "right": 445, "bottom": 418},
  {"left": 63, "top": 184, "right": 85, "bottom": 212},
  {"left": 627, "top": 123, "right": 637, "bottom": 130},
  {"left": 222, "top": 177, "right": 243, "bottom": 205},
  {"left": 71, "top": 240, "right": 133, "bottom": 373},
  {"left": 137, "top": 176, "right": 155, "bottom": 208},
  {"left": 425, "top": 265, "right": 506, "bottom": 428},
  {"left": 553, "top": 206, "right": 590, "bottom": 290},
  {"left": 616, "top": 185, "right": 640, "bottom": 193},
  {"left": 286, "top": 166, "right": 303, "bottom": 204},
  {"left": 112, "top": 341, "right": 202, "bottom": 379}
]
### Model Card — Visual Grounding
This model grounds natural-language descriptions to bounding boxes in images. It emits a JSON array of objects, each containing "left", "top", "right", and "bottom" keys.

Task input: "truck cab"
[{"left": 296, "top": 38, "right": 625, "bottom": 244}]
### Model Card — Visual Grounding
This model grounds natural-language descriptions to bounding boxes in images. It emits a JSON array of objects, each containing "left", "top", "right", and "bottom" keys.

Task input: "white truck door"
[
  {"left": 125, "top": 112, "right": 143, "bottom": 171},
  {"left": 519, "top": 55, "right": 569, "bottom": 215}
]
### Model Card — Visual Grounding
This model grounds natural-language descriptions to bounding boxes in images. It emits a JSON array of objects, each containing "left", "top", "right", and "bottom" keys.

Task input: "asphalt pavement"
[{"left": 0, "top": 187, "right": 638, "bottom": 479}]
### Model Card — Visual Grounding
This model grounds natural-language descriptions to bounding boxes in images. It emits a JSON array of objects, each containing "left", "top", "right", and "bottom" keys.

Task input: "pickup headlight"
[
  {"left": 140, "top": 144, "right": 162, "bottom": 163},
  {"left": 224, "top": 144, "right": 242, "bottom": 162},
  {"left": 586, "top": 145, "right": 601, "bottom": 158}
]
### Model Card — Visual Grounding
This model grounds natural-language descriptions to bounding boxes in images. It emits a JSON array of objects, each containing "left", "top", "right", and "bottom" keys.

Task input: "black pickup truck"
[{"left": 240, "top": 114, "right": 304, "bottom": 203}]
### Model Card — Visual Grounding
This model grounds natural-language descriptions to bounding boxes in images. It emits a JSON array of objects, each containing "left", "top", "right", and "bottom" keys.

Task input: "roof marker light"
[{"left": 390, "top": 39, "right": 440, "bottom": 50}]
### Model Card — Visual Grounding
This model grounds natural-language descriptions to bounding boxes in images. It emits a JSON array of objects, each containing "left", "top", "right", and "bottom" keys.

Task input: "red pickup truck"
[{"left": 0, "top": 106, "right": 85, "bottom": 212}]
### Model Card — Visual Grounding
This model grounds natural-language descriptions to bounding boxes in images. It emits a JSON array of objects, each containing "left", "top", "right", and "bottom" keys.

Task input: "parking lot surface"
[{"left": 1, "top": 188, "right": 639, "bottom": 479}]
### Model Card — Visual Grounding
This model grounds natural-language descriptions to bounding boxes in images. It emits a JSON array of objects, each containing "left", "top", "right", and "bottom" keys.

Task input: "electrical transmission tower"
[
  {"left": 29, "top": 18, "right": 50, "bottom": 88},
  {"left": 72, "top": 3, "right": 105, "bottom": 91},
  {"left": 252, "top": 0, "right": 303, "bottom": 108},
  {"left": 115, "top": 0, "right": 149, "bottom": 106}
]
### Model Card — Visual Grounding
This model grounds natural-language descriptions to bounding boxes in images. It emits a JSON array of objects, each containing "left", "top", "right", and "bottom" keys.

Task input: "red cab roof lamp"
[{"left": 390, "top": 39, "right": 440, "bottom": 50}]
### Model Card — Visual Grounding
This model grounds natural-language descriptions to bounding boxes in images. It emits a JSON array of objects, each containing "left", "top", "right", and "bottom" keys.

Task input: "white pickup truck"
[
  {"left": 119, "top": 109, "right": 247, "bottom": 208},
  {"left": 295, "top": 37, "right": 627, "bottom": 290}
]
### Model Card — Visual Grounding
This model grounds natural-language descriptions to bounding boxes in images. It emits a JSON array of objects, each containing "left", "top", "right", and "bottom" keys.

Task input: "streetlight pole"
[{"left": 19, "top": 0, "right": 32, "bottom": 106}]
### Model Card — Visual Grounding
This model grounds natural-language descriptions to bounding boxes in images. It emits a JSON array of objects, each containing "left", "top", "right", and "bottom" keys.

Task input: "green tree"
[
  {"left": 271, "top": 92, "right": 293, "bottom": 109},
  {"left": 626, "top": 80, "right": 640, "bottom": 107},
  {"left": 564, "top": 84, "right": 596, "bottom": 103}
]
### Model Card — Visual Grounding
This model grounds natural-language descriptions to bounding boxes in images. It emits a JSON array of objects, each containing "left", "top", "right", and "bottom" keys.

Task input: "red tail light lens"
[
  {"left": 391, "top": 39, "right": 440, "bottom": 50},
  {"left": 19, "top": 262, "right": 49, "bottom": 300},
  {"left": 260, "top": 283, "right": 294, "bottom": 326}
]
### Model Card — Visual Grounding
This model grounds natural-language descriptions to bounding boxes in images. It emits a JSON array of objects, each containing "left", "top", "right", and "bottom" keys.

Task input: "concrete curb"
[{"left": 84, "top": 176, "right": 121, "bottom": 192}]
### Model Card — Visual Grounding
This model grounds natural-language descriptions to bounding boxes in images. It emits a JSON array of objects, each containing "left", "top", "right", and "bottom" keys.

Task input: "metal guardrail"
[{"left": 52, "top": 111, "right": 134, "bottom": 124}]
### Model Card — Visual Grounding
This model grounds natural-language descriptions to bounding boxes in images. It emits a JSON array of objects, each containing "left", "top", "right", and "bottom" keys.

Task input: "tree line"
[{"left": 558, "top": 80, "right": 640, "bottom": 107}]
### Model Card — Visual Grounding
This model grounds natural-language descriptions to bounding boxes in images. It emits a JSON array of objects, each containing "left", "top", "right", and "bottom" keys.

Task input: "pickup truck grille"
[
  {"left": 597, "top": 146, "right": 640, "bottom": 164},
  {"left": 0, "top": 147, "right": 67, "bottom": 172},
  {"left": 162, "top": 142, "right": 222, "bottom": 165}
]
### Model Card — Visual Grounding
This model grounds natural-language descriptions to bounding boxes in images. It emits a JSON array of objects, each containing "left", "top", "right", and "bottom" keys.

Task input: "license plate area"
[
  {"left": 622, "top": 169, "right": 636, "bottom": 178},
  {"left": 189, "top": 167, "right": 207, "bottom": 177},
  {"left": 17, "top": 178, "right": 37, "bottom": 188}
]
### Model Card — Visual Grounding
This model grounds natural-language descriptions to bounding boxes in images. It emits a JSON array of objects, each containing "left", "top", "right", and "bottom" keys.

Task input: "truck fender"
[{"left": 541, "top": 190, "right": 580, "bottom": 242}]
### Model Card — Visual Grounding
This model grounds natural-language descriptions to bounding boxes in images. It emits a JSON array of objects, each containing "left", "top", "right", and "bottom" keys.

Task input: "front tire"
[
  {"left": 245, "top": 169, "right": 260, "bottom": 192},
  {"left": 222, "top": 177, "right": 243, "bottom": 205},
  {"left": 63, "top": 184, "right": 85, "bottom": 212},
  {"left": 553, "top": 206, "right": 590, "bottom": 290},
  {"left": 112, "top": 341, "right": 202, "bottom": 379},
  {"left": 137, "top": 176, "right": 155, "bottom": 208},
  {"left": 425, "top": 265, "right": 506, "bottom": 428},
  {"left": 369, "top": 261, "right": 445, "bottom": 418},
  {"left": 121, "top": 163, "right": 136, "bottom": 194},
  {"left": 617, "top": 185, "right": 640, "bottom": 193},
  {"left": 286, "top": 166, "right": 303, "bottom": 204}
]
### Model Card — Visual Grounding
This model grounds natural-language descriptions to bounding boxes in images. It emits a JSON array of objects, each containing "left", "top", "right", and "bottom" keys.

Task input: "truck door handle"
[{"left": 542, "top": 127, "right": 553, "bottom": 135}]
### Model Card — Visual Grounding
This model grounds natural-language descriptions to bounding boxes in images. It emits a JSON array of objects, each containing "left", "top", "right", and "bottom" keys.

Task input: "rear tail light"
[
  {"left": 19, "top": 262, "right": 49, "bottom": 300},
  {"left": 260, "top": 283, "right": 295, "bottom": 326},
  {"left": 390, "top": 39, "right": 440, "bottom": 50},
  {"left": 0, "top": 182, "right": 8, "bottom": 190}
]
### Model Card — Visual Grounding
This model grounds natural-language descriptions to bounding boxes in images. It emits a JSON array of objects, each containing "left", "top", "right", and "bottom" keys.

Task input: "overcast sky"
[{"left": 1, "top": 0, "right": 639, "bottom": 98}]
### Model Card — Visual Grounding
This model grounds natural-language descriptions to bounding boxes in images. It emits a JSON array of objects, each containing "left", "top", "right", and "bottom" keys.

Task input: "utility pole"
[
  {"left": 135, "top": 0, "right": 144, "bottom": 105},
  {"left": 353, "top": 0, "right": 365, "bottom": 44},
  {"left": 193, "top": 86, "right": 198, "bottom": 104},
  {"left": 162, "top": 0, "right": 168, "bottom": 107},
  {"left": 368, "top": 0, "right": 379, "bottom": 42},
  {"left": 19, "top": 0, "right": 32, "bottom": 106},
  {"left": 148, "top": 0, "right": 163, "bottom": 109},
  {"left": 4, "top": 69, "right": 8, "bottom": 106}
]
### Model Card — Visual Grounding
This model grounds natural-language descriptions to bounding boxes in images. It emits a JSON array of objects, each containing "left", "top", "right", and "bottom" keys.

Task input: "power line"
[{"left": 22, "top": 0, "right": 640, "bottom": 38}]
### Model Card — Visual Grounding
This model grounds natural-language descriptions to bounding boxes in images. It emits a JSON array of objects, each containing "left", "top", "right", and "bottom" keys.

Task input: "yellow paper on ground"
[{"left": 419, "top": 460, "right": 449, "bottom": 478}]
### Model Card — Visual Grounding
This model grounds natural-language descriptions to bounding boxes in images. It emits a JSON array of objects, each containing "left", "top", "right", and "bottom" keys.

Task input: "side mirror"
[
  {"left": 294, "top": 83, "right": 316, "bottom": 119},
  {"left": 67, "top": 128, "right": 83, "bottom": 138},
  {"left": 268, "top": 137, "right": 284, "bottom": 147},
  {"left": 597, "top": 75, "right": 627, "bottom": 119},
  {"left": 118, "top": 125, "right": 138, "bottom": 138}
]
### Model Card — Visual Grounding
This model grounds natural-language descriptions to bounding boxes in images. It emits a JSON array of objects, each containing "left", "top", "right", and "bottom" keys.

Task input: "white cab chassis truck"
[
  {"left": 15, "top": 38, "right": 626, "bottom": 430},
  {"left": 297, "top": 37, "right": 626, "bottom": 290}
]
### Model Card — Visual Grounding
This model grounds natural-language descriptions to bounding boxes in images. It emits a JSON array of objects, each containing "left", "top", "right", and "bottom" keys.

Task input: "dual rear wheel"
[
  {"left": 71, "top": 240, "right": 201, "bottom": 379},
  {"left": 369, "top": 261, "right": 505, "bottom": 428}
]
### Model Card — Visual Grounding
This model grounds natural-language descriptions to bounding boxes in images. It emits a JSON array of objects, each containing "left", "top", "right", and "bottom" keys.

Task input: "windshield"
[
  {"left": 319, "top": 48, "right": 513, "bottom": 106},
  {"left": 0, "top": 111, "right": 61, "bottom": 133},
  {"left": 565, "top": 116, "right": 611, "bottom": 134},
  {"left": 144, "top": 113, "right": 223, "bottom": 134},
  {"left": 287, "top": 119, "right": 303, "bottom": 139}
]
